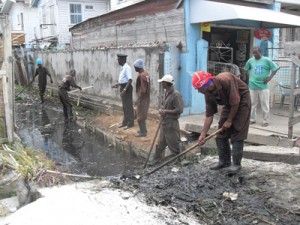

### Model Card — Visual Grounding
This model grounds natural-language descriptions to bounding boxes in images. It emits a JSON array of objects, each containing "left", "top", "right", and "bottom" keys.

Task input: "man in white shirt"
[{"left": 112, "top": 54, "right": 134, "bottom": 130}]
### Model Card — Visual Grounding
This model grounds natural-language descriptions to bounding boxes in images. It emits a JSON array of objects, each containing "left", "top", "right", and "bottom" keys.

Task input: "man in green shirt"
[{"left": 244, "top": 47, "right": 279, "bottom": 127}]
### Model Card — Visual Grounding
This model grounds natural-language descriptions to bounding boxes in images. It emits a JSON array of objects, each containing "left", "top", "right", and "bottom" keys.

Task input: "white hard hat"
[{"left": 158, "top": 74, "right": 174, "bottom": 84}]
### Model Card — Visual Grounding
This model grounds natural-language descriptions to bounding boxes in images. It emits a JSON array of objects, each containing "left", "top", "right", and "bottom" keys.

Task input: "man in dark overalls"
[
  {"left": 112, "top": 54, "right": 134, "bottom": 130},
  {"left": 33, "top": 58, "right": 53, "bottom": 103},
  {"left": 58, "top": 69, "right": 82, "bottom": 121},
  {"left": 150, "top": 75, "right": 184, "bottom": 165}
]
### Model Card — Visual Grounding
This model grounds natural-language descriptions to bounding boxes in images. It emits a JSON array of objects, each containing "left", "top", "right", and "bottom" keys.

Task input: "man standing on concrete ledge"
[
  {"left": 149, "top": 75, "right": 184, "bottom": 165},
  {"left": 244, "top": 46, "right": 279, "bottom": 127},
  {"left": 134, "top": 59, "right": 150, "bottom": 137},
  {"left": 192, "top": 71, "right": 251, "bottom": 174},
  {"left": 112, "top": 54, "right": 134, "bottom": 130}
]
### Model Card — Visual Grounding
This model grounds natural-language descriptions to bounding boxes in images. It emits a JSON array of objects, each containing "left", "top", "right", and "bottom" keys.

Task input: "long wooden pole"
[
  {"left": 144, "top": 128, "right": 222, "bottom": 177},
  {"left": 143, "top": 119, "right": 162, "bottom": 168}
]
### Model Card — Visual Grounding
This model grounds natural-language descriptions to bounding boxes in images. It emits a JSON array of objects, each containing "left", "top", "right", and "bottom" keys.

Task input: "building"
[
  {"left": 68, "top": 0, "right": 300, "bottom": 114},
  {"left": 1, "top": 0, "right": 110, "bottom": 48},
  {"left": 110, "top": 0, "right": 143, "bottom": 11}
]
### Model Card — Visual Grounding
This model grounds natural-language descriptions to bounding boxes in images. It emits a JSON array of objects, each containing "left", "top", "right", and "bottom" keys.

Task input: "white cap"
[{"left": 158, "top": 74, "right": 174, "bottom": 84}]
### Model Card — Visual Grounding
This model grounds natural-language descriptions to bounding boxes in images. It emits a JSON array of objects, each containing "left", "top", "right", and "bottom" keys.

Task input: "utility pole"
[{"left": 1, "top": 16, "right": 14, "bottom": 142}]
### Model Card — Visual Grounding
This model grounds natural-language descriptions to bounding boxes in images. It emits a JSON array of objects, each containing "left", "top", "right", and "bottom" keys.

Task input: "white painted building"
[
  {"left": 277, "top": 0, "right": 300, "bottom": 42},
  {"left": 110, "top": 0, "right": 144, "bottom": 11},
  {"left": 1, "top": 0, "right": 110, "bottom": 47}
]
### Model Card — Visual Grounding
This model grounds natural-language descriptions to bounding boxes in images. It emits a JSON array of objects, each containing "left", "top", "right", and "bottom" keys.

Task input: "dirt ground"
[
  {"left": 12, "top": 91, "right": 300, "bottom": 225},
  {"left": 76, "top": 104, "right": 300, "bottom": 225},
  {"left": 77, "top": 107, "right": 300, "bottom": 225}
]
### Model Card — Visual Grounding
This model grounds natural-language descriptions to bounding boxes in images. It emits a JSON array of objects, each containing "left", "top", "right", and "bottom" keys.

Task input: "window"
[
  {"left": 42, "top": 6, "right": 46, "bottom": 24},
  {"left": 17, "top": 13, "right": 24, "bottom": 30},
  {"left": 70, "top": 4, "right": 82, "bottom": 24},
  {"left": 118, "top": 0, "right": 126, "bottom": 3},
  {"left": 85, "top": 5, "right": 93, "bottom": 10}
]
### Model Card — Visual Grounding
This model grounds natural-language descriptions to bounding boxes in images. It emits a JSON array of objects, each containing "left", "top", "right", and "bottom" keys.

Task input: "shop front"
[{"left": 186, "top": 0, "right": 300, "bottom": 114}]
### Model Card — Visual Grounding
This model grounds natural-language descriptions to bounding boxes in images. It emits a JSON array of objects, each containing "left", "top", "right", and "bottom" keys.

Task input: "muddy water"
[{"left": 15, "top": 97, "right": 144, "bottom": 177}]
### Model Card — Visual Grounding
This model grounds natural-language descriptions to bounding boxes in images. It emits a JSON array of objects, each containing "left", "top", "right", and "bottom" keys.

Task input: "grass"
[{"left": 0, "top": 144, "right": 69, "bottom": 188}]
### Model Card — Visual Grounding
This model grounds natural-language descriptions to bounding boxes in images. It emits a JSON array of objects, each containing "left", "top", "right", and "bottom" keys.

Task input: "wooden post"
[
  {"left": 2, "top": 17, "right": 13, "bottom": 142},
  {"left": 288, "top": 62, "right": 296, "bottom": 138}
]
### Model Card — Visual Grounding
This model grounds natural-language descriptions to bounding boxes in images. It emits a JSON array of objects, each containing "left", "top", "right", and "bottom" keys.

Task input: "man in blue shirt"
[{"left": 112, "top": 54, "right": 134, "bottom": 130}]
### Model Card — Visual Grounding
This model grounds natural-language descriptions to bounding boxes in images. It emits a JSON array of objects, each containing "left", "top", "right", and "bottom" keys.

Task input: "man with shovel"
[
  {"left": 149, "top": 75, "right": 184, "bottom": 166},
  {"left": 192, "top": 71, "right": 251, "bottom": 174},
  {"left": 58, "top": 69, "right": 82, "bottom": 121},
  {"left": 32, "top": 58, "right": 53, "bottom": 104}
]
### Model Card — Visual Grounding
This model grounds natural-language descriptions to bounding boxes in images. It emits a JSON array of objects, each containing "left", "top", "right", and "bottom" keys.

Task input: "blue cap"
[
  {"left": 134, "top": 59, "right": 144, "bottom": 69},
  {"left": 36, "top": 58, "right": 42, "bottom": 65}
]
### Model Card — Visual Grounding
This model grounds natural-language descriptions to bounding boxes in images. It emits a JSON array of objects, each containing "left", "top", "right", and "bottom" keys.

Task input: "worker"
[
  {"left": 112, "top": 54, "right": 135, "bottom": 130},
  {"left": 133, "top": 59, "right": 150, "bottom": 137},
  {"left": 149, "top": 75, "right": 184, "bottom": 165},
  {"left": 192, "top": 71, "right": 251, "bottom": 174},
  {"left": 58, "top": 69, "right": 82, "bottom": 121},
  {"left": 32, "top": 58, "right": 53, "bottom": 103}
]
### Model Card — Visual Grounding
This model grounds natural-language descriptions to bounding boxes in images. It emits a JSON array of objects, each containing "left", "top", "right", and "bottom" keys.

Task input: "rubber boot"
[
  {"left": 210, "top": 137, "right": 231, "bottom": 170},
  {"left": 148, "top": 145, "right": 164, "bottom": 166},
  {"left": 225, "top": 140, "right": 244, "bottom": 174},
  {"left": 135, "top": 121, "right": 147, "bottom": 137},
  {"left": 40, "top": 94, "right": 44, "bottom": 104}
]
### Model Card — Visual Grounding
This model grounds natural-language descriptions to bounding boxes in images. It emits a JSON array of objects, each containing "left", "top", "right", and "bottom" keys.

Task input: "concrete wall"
[
  {"left": 70, "top": 5, "right": 185, "bottom": 50},
  {"left": 37, "top": 46, "right": 169, "bottom": 107}
]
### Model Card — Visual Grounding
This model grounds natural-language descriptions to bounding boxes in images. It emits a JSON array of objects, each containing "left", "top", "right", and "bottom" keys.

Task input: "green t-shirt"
[{"left": 244, "top": 56, "right": 279, "bottom": 90}]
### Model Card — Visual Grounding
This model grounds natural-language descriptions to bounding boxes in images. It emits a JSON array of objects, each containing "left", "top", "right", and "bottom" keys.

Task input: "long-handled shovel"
[
  {"left": 15, "top": 80, "right": 34, "bottom": 98},
  {"left": 143, "top": 119, "right": 162, "bottom": 168},
  {"left": 144, "top": 128, "right": 223, "bottom": 177}
]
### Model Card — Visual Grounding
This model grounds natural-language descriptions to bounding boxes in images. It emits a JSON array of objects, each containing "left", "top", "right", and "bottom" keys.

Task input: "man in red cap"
[{"left": 192, "top": 71, "right": 251, "bottom": 174}]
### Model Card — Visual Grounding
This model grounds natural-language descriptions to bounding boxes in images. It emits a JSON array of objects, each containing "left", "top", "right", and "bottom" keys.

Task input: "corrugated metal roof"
[
  {"left": 70, "top": 0, "right": 181, "bottom": 31},
  {"left": 31, "top": 0, "right": 40, "bottom": 8},
  {"left": 1, "top": 0, "right": 14, "bottom": 14}
]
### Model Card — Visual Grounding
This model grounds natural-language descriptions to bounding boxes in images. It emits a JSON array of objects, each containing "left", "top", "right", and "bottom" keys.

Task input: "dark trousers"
[
  {"left": 58, "top": 88, "right": 73, "bottom": 120},
  {"left": 120, "top": 84, "right": 134, "bottom": 126},
  {"left": 155, "top": 119, "right": 181, "bottom": 159}
]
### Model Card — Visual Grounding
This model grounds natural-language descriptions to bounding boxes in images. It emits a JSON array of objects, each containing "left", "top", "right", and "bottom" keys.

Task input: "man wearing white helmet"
[
  {"left": 133, "top": 59, "right": 150, "bottom": 137},
  {"left": 32, "top": 58, "right": 53, "bottom": 104},
  {"left": 149, "top": 75, "right": 184, "bottom": 165}
]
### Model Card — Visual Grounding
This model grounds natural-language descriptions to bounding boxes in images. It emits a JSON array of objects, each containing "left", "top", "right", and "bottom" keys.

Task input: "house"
[
  {"left": 110, "top": 0, "right": 144, "bottom": 11},
  {"left": 1, "top": 0, "right": 110, "bottom": 48},
  {"left": 0, "top": 0, "right": 38, "bottom": 46},
  {"left": 277, "top": 0, "right": 300, "bottom": 43}
]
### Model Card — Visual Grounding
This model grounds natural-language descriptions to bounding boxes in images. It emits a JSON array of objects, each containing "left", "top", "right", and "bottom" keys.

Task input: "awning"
[{"left": 190, "top": 0, "right": 300, "bottom": 28}]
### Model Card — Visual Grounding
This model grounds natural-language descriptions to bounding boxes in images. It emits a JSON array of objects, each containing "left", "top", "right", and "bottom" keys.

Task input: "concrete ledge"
[
  {"left": 184, "top": 123, "right": 296, "bottom": 148},
  {"left": 243, "top": 146, "right": 300, "bottom": 165}
]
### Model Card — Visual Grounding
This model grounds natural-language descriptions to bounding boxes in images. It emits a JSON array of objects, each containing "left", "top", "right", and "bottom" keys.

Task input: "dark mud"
[
  {"left": 116, "top": 156, "right": 300, "bottom": 225},
  {"left": 14, "top": 91, "right": 300, "bottom": 225},
  {"left": 14, "top": 93, "right": 144, "bottom": 177}
]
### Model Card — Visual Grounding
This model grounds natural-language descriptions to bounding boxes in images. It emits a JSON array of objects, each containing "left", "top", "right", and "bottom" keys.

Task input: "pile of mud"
[{"left": 117, "top": 156, "right": 300, "bottom": 225}]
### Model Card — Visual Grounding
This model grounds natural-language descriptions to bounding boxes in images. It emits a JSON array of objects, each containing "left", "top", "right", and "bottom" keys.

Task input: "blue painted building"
[{"left": 180, "top": 0, "right": 300, "bottom": 115}]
